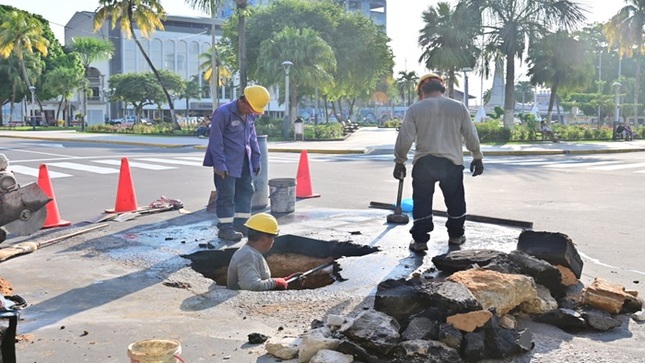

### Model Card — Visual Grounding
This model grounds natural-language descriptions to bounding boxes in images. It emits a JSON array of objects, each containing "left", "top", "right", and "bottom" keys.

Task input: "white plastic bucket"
[
  {"left": 127, "top": 339, "right": 184, "bottom": 363},
  {"left": 268, "top": 178, "right": 296, "bottom": 213}
]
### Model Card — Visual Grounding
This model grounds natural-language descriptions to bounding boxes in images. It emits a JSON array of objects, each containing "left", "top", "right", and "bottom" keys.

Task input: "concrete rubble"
[{"left": 261, "top": 230, "right": 644, "bottom": 362}]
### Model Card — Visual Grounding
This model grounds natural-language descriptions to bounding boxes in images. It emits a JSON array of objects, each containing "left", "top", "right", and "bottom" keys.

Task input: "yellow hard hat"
[
  {"left": 245, "top": 213, "right": 279, "bottom": 236},
  {"left": 416, "top": 73, "right": 445, "bottom": 94},
  {"left": 244, "top": 85, "right": 270, "bottom": 114}
]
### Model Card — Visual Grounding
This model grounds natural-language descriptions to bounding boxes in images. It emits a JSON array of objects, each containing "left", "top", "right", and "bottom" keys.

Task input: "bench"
[
  {"left": 535, "top": 129, "right": 560, "bottom": 143},
  {"left": 7, "top": 121, "right": 25, "bottom": 128}
]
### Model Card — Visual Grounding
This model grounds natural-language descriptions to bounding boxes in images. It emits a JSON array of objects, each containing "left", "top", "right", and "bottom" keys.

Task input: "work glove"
[
  {"left": 273, "top": 278, "right": 288, "bottom": 290},
  {"left": 214, "top": 168, "right": 228, "bottom": 179},
  {"left": 470, "top": 159, "right": 484, "bottom": 177},
  {"left": 393, "top": 163, "right": 406, "bottom": 180},
  {"left": 254, "top": 167, "right": 261, "bottom": 176}
]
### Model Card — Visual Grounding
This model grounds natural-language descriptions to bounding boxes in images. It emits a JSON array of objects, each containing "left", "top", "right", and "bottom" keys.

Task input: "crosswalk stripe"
[
  {"left": 588, "top": 162, "right": 645, "bottom": 171},
  {"left": 138, "top": 158, "right": 203, "bottom": 167},
  {"left": 93, "top": 159, "right": 176, "bottom": 170},
  {"left": 543, "top": 161, "right": 622, "bottom": 168},
  {"left": 174, "top": 156, "right": 204, "bottom": 162},
  {"left": 9, "top": 165, "right": 72, "bottom": 179},
  {"left": 48, "top": 162, "right": 119, "bottom": 174}
]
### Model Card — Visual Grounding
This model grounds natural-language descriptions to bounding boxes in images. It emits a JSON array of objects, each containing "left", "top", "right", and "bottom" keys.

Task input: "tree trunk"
[
  {"left": 128, "top": 13, "right": 178, "bottom": 129},
  {"left": 238, "top": 10, "right": 247, "bottom": 90},
  {"left": 503, "top": 54, "right": 516, "bottom": 128},
  {"left": 546, "top": 83, "right": 558, "bottom": 124},
  {"left": 447, "top": 69, "right": 455, "bottom": 99},
  {"left": 634, "top": 56, "right": 640, "bottom": 125}
]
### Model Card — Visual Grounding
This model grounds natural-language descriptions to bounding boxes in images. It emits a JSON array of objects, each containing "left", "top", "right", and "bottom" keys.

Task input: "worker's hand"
[
  {"left": 254, "top": 167, "right": 261, "bottom": 176},
  {"left": 214, "top": 168, "right": 228, "bottom": 179},
  {"left": 470, "top": 159, "right": 484, "bottom": 177},
  {"left": 273, "top": 278, "right": 288, "bottom": 290},
  {"left": 393, "top": 163, "right": 406, "bottom": 180}
]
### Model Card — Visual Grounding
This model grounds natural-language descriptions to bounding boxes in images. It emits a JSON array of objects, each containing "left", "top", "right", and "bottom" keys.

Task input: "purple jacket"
[{"left": 202, "top": 99, "right": 261, "bottom": 178}]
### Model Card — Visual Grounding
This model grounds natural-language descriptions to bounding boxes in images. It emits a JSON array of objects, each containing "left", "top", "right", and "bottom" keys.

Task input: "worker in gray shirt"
[{"left": 227, "top": 213, "right": 290, "bottom": 291}]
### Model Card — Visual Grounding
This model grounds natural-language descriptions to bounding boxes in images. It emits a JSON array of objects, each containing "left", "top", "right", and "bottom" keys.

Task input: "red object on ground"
[
  {"left": 295, "top": 150, "right": 320, "bottom": 199},
  {"left": 38, "top": 164, "right": 71, "bottom": 229},
  {"left": 107, "top": 157, "right": 139, "bottom": 213}
]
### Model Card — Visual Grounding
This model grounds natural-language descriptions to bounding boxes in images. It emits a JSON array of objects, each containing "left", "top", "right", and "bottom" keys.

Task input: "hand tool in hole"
[
  {"left": 386, "top": 168, "right": 410, "bottom": 224},
  {"left": 285, "top": 261, "right": 335, "bottom": 283}
]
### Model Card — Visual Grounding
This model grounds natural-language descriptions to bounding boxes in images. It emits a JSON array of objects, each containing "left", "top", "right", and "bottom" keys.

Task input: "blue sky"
[{"left": 1, "top": 0, "right": 626, "bottom": 103}]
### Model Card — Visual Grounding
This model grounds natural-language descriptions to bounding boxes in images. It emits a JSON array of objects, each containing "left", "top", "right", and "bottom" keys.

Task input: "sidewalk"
[{"left": 2, "top": 127, "right": 645, "bottom": 156}]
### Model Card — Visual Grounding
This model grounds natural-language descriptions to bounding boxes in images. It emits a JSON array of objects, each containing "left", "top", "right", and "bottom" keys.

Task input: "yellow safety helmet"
[
  {"left": 244, "top": 85, "right": 270, "bottom": 114},
  {"left": 245, "top": 213, "right": 279, "bottom": 236},
  {"left": 415, "top": 73, "right": 445, "bottom": 94}
]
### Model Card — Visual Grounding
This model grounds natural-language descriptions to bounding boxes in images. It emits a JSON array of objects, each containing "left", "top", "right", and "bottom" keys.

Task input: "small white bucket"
[
  {"left": 127, "top": 339, "right": 184, "bottom": 363},
  {"left": 268, "top": 178, "right": 296, "bottom": 213}
]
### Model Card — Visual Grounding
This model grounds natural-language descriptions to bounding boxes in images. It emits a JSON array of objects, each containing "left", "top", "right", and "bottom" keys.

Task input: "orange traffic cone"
[
  {"left": 38, "top": 164, "right": 71, "bottom": 229},
  {"left": 295, "top": 150, "right": 320, "bottom": 199},
  {"left": 106, "top": 158, "right": 140, "bottom": 213}
]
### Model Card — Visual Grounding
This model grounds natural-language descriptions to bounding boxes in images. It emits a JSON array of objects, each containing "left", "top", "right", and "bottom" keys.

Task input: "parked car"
[{"left": 107, "top": 116, "right": 152, "bottom": 126}]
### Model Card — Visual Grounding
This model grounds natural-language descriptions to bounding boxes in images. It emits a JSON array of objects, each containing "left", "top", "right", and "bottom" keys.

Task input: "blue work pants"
[{"left": 214, "top": 157, "right": 254, "bottom": 230}]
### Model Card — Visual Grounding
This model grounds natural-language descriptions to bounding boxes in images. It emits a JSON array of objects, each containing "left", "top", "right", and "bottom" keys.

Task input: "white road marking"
[
  {"left": 174, "top": 156, "right": 204, "bottom": 162},
  {"left": 48, "top": 162, "right": 120, "bottom": 174},
  {"left": 138, "top": 158, "right": 203, "bottom": 167},
  {"left": 8, "top": 165, "right": 72, "bottom": 178},
  {"left": 19, "top": 143, "right": 65, "bottom": 148},
  {"left": 93, "top": 159, "right": 176, "bottom": 170},
  {"left": 0, "top": 146, "right": 70, "bottom": 157},
  {"left": 543, "top": 161, "right": 622, "bottom": 168}
]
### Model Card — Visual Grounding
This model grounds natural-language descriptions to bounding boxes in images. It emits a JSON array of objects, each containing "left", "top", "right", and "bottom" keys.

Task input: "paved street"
[{"left": 1, "top": 128, "right": 645, "bottom": 362}]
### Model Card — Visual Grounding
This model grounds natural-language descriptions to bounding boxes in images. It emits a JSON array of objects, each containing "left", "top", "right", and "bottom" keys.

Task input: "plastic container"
[
  {"left": 127, "top": 339, "right": 184, "bottom": 363},
  {"left": 268, "top": 178, "right": 296, "bottom": 213},
  {"left": 401, "top": 198, "right": 414, "bottom": 213}
]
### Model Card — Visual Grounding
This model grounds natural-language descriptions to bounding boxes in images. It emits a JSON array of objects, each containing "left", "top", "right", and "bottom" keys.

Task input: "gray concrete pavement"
[{"left": 2, "top": 127, "right": 645, "bottom": 155}]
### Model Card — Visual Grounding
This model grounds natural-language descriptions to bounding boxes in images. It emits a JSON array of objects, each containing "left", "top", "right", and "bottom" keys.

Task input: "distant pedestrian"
[
  {"left": 393, "top": 73, "right": 484, "bottom": 253},
  {"left": 203, "top": 85, "right": 271, "bottom": 242}
]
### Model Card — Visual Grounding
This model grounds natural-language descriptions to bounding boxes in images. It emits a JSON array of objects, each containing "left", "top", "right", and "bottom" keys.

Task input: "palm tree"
[
  {"left": 184, "top": 0, "right": 226, "bottom": 110},
  {"left": 235, "top": 0, "right": 250, "bottom": 90},
  {"left": 94, "top": 0, "right": 181, "bottom": 128},
  {"left": 514, "top": 81, "right": 534, "bottom": 114},
  {"left": 605, "top": 0, "right": 645, "bottom": 125},
  {"left": 0, "top": 10, "right": 49, "bottom": 89},
  {"left": 68, "top": 37, "right": 114, "bottom": 131},
  {"left": 199, "top": 46, "right": 233, "bottom": 91},
  {"left": 527, "top": 31, "right": 593, "bottom": 122},
  {"left": 44, "top": 65, "right": 86, "bottom": 123},
  {"left": 255, "top": 27, "right": 336, "bottom": 137},
  {"left": 465, "top": 0, "right": 586, "bottom": 127},
  {"left": 418, "top": 2, "right": 479, "bottom": 99},
  {"left": 396, "top": 71, "right": 418, "bottom": 106}
]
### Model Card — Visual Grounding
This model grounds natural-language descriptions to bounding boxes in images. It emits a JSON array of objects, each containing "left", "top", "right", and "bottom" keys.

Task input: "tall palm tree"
[
  {"left": 94, "top": 0, "right": 180, "bottom": 128},
  {"left": 199, "top": 46, "right": 233, "bottom": 90},
  {"left": 184, "top": 0, "right": 226, "bottom": 110},
  {"left": 605, "top": 0, "right": 645, "bottom": 124},
  {"left": 418, "top": 2, "right": 479, "bottom": 99},
  {"left": 68, "top": 37, "right": 114, "bottom": 131},
  {"left": 465, "top": 0, "right": 586, "bottom": 127},
  {"left": 256, "top": 27, "right": 336, "bottom": 138},
  {"left": 0, "top": 10, "right": 49, "bottom": 89},
  {"left": 235, "top": 0, "right": 250, "bottom": 90},
  {"left": 396, "top": 71, "right": 418, "bottom": 106},
  {"left": 527, "top": 31, "right": 592, "bottom": 122},
  {"left": 514, "top": 81, "right": 534, "bottom": 114}
]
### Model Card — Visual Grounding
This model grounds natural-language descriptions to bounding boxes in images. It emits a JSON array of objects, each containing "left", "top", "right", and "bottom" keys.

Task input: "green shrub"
[
  {"left": 475, "top": 119, "right": 511, "bottom": 142},
  {"left": 383, "top": 119, "right": 401, "bottom": 128}
]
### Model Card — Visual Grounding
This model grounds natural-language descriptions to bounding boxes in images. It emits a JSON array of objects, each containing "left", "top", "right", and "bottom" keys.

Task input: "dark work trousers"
[
  {"left": 214, "top": 157, "right": 254, "bottom": 231},
  {"left": 410, "top": 154, "right": 466, "bottom": 243}
]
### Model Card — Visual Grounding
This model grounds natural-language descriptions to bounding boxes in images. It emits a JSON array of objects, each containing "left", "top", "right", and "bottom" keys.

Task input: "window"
[
  {"left": 164, "top": 40, "right": 176, "bottom": 71},
  {"left": 151, "top": 39, "right": 162, "bottom": 69},
  {"left": 177, "top": 40, "right": 187, "bottom": 79}
]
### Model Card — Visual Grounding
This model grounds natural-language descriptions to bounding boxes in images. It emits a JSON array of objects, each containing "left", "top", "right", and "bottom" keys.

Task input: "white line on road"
[
  {"left": 138, "top": 158, "right": 203, "bottom": 167},
  {"left": 174, "top": 156, "right": 204, "bottom": 162},
  {"left": 48, "top": 162, "right": 120, "bottom": 174},
  {"left": 543, "top": 161, "right": 622, "bottom": 168},
  {"left": 588, "top": 162, "right": 645, "bottom": 171},
  {"left": 93, "top": 159, "right": 176, "bottom": 170},
  {"left": 8, "top": 165, "right": 72, "bottom": 178},
  {"left": 0, "top": 146, "right": 70, "bottom": 158}
]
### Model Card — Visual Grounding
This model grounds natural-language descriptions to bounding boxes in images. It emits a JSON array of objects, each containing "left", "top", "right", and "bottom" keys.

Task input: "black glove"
[
  {"left": 393, "top": 163, "right": 406, "bottom": 180},
  {"left": 254, "top": 167, "right": 261, "bottom": 176},
  {"left": 470, "top": 159, "right": 484, "bottom": 177}
]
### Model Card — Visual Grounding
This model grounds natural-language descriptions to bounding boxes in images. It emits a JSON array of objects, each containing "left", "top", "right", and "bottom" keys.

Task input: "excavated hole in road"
[{"left": 183, "top": 234, "right": 379, "bottom": 289}]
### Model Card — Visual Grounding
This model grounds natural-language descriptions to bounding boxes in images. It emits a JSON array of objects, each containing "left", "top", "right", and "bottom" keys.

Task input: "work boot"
[
  {"left": 448, "top": 235, "right": 466, "bottom": 245},
  {"left": 409, "top": 241, "right": 428, "bottom": 253},
  {"left": 218, "top": 227, "right": 243, "bottom": 242}
]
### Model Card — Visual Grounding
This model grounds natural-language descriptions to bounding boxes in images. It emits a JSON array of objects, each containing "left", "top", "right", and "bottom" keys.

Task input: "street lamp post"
[
  {"left": 281, "top": 61, "right": 293, "bottom": 139},
  {"left": 28, "top": 86, "right": 36, "bottom": 131},
  {"left": 612, "top": 81, "right": 622, "bottom": 141},
  {"left": 460, "top": 67, "right": 472, "bottom": 108}
]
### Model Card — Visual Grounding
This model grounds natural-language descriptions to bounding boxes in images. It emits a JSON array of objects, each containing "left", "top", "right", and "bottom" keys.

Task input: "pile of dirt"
[{"left": 0, "top": 276, "right": 13, "bottom": 295}]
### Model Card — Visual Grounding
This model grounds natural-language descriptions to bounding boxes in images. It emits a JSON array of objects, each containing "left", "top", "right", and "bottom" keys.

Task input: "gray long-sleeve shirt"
[
  {"left": 394, "top": 96, "right": 483, "bottom": 166},
  {"left": 226, "top": 244, "right": 276, "bottom": 291}
]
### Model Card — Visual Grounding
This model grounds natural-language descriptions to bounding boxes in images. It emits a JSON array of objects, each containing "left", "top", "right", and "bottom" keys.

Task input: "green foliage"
[
  {"left": 255, "top": 116, "right": 284, "bottom": 138},
  {"left": 303, "top": 123, "right": 343, "bottom": 139},
  {"left": 475, "top": 120, "right": 511, "bottom": 142},
  {"left": 384, "top": 119, "right": 401, "bottom": 128},
  {"left": 493, "top": 107, "right": 504, "bottom": 119}
]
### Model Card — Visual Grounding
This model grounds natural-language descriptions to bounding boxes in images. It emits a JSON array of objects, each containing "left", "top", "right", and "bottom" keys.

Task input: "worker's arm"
[
  {"left": 394, "top": 108, "right": 417, "bottom": 164},
  {"left": 460, "top": 105, "right": 483, "bottom": 160}
]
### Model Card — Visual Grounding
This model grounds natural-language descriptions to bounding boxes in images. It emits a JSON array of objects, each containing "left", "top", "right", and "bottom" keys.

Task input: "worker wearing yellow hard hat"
[
  {"left": 203, "top": 85, "right": 271, "bottom": 242},
  {"left": 227, "top": 213, "right": 299, "bottom": 291}
]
